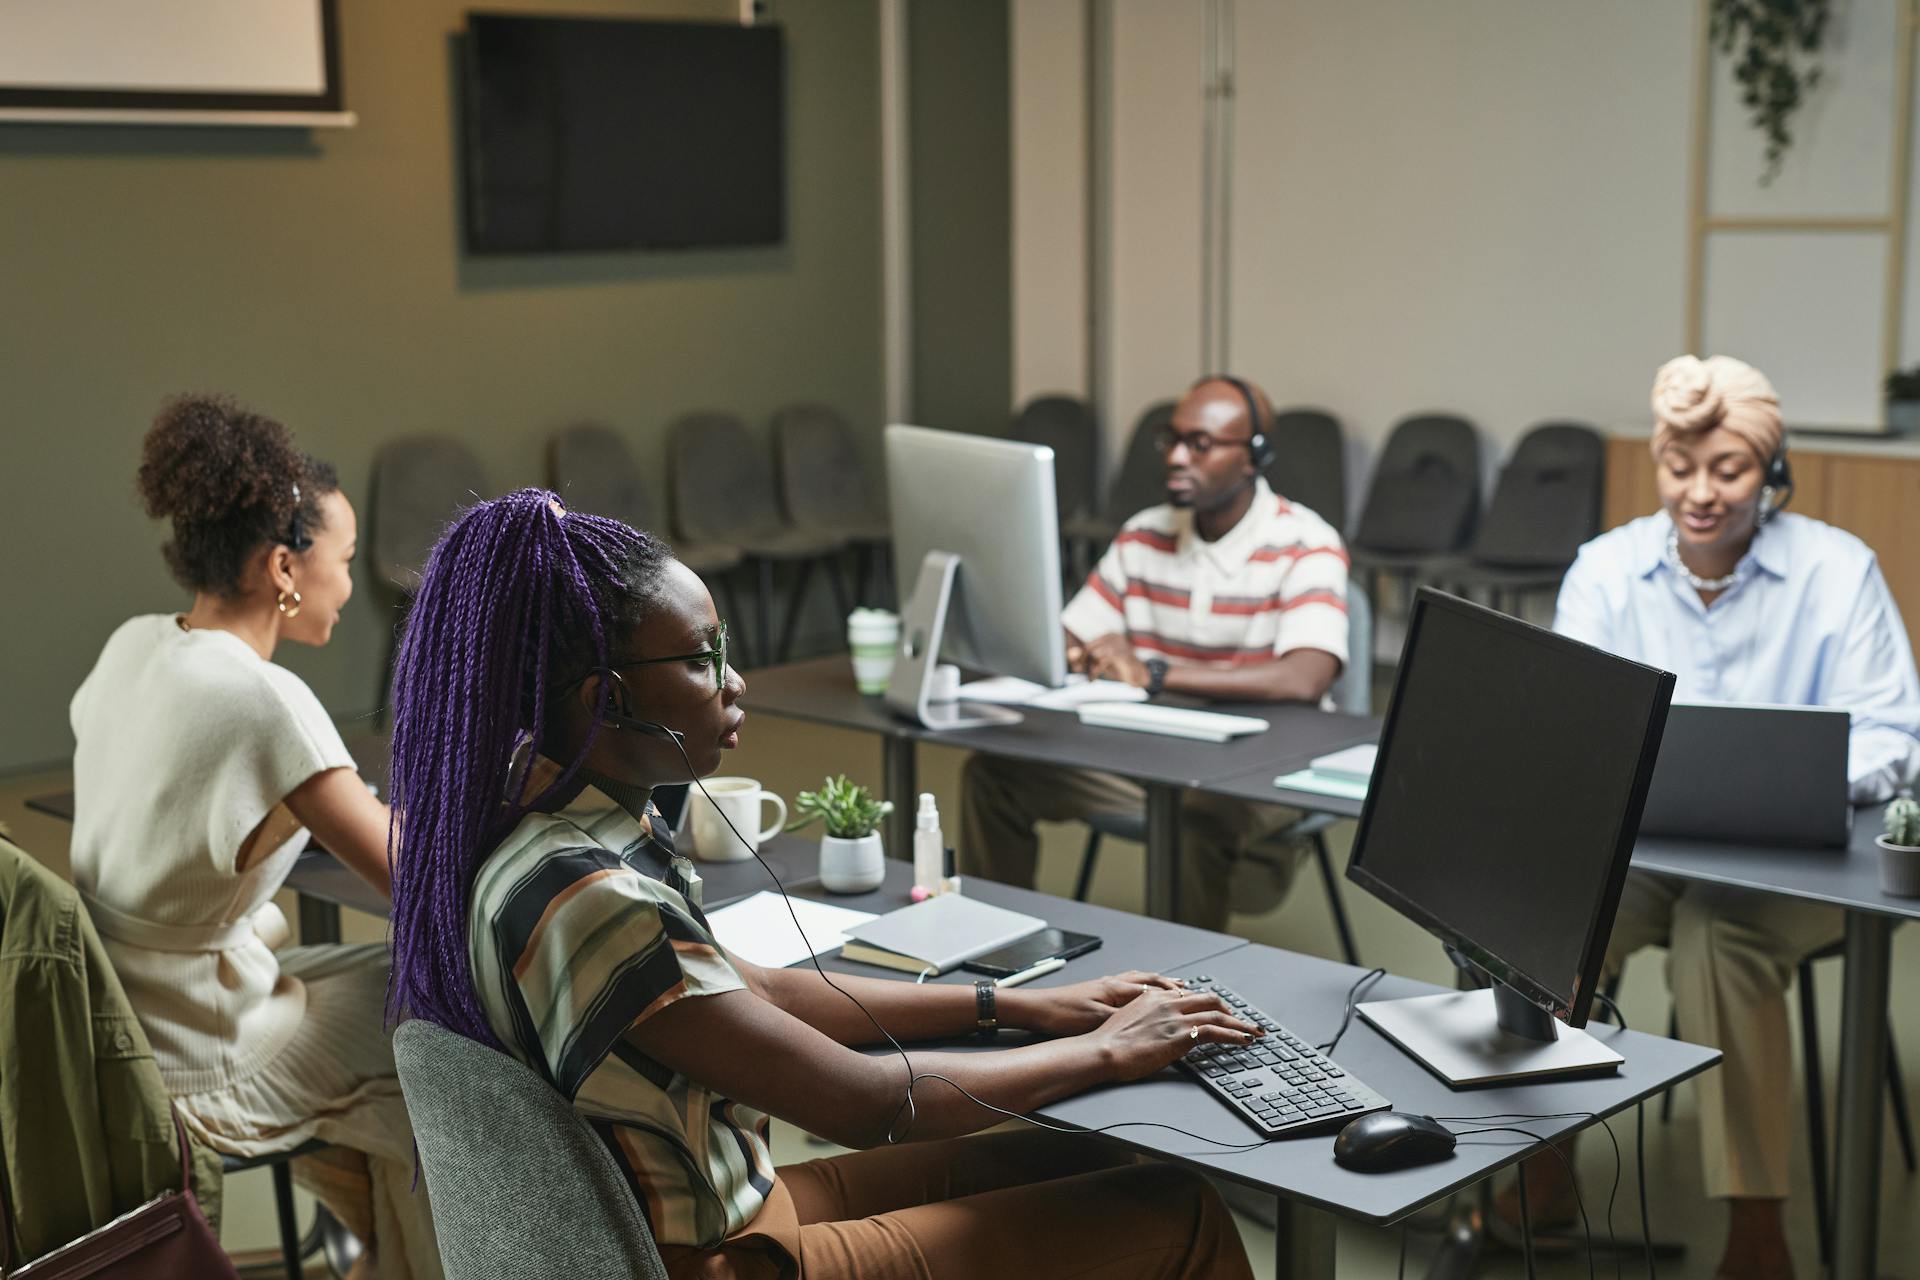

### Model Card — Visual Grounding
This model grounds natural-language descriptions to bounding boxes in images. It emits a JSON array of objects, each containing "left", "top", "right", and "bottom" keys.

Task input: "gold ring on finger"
[{"left": 1189, "top": 1027, "right": 1200, "bottom": 1040}]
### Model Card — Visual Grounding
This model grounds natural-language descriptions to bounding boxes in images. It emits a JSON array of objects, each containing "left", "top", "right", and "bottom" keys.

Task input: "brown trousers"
[{"left": 663, "top": 1129, "right": 1253, "bottom": 1280}]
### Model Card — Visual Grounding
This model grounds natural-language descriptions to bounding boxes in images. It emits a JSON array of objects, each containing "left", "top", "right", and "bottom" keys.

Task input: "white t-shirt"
[{"left": 69, "top": 615, "right": 355, "bottom": 1093}]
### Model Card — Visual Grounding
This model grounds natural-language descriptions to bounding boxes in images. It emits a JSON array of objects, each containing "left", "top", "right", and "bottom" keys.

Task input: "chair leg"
[
  {"left": 774, "top": 559, "right": 816, "bottom": 666},
  {"left": 1799, "top": 960, "right": 1834, "bottom": 1266},
  {"left": 1889, "top": 1033, "right": 1917, "bottom": 1174},
  {"left": 1661, "top": 1006, "right": 1678, "bottom": 1123},
  {"left": 1312, "top": 833, "right": 1361, "bottom": 966},
  {"left": 755, "top": 558, "right": 776, "bottom": 669},
  {"left": 1073, "top": 831, "right": 1103, "bottom": 902},
  {"left": 272, "top": 1159, "right": 303, "bottom": 1280}
]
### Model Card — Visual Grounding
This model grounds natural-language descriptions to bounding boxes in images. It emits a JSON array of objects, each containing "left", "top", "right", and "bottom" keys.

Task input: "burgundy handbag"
[{"left": 1, "top": 1109, "right": 239, "bottom": 1280}]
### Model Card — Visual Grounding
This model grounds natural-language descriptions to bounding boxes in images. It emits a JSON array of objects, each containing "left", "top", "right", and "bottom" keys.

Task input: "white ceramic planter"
[
  {"left": 1877, "top": 836, "right": 1920, "bottom": 898},
  {"left": 819, "top": 833, "right": 886, "bottom": 893}
]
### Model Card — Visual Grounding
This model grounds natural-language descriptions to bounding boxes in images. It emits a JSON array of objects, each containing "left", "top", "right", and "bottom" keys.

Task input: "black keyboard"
[{"left": 1177, "top": 975, "right": 1392, "bottom": 1138}]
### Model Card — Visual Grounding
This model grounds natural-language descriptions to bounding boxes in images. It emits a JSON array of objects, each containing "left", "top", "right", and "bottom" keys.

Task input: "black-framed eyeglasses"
[
  {"left": 562, "top": 621, "right": 730, "bottom": 695},
  {"left": 1153, "top": 426, "right": 1253, "bottom": 459}
]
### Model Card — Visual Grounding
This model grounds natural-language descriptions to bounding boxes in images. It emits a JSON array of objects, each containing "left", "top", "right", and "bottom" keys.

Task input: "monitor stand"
[
  {"left": 1356, "top": 977, "right": 1623, "bottom": 1087},
  {"left": 886, "top": 550, "right": 1024, "bottom": 731}
]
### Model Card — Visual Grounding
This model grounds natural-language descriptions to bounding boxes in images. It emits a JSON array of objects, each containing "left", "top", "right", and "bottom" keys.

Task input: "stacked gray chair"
[
  {"left": 670, "top": 411, "right": 849, "bottom": 666},
  {"left": 772, "top": 404, "right": 892, "bottom": 607},
  {"left": 1266, "top": 409, "right": 1347, "bottom": 534},
  {"left": 369, "top": 436, "right": 490, "bottom": 721},
  {"left": 1438, "top": 421, "right": 1604, "bottom": 615},
  {"left": 549, "top": 423, "right": 747, "bottom": 638},
  {"left": 1071, "top": 587, "right": 1374, "bottom": 964},
  {"left": 392, "top": 1019, "right": 668, "bottom": 1280},
  {"left": 1062, "top": 400, "right": 1176, "bottom": 579},
  {"left": 1348, "top": 414, "right": 1481, "bottom": 616}
]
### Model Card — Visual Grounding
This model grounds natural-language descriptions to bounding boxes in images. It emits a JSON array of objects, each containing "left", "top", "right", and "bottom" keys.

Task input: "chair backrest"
[
  {"left": 1469, "top": 421, "right": 1605, "bottom": 569},
  {"left": 1333, "top": 583, "right": 1373, "bottom": 716},
  {"left": 549, "top": 424, "right": 653, "bottom": 530},
  {"left": 392, "top": 1020, "right": 668, "bottom": 1280},
  {"left": 370, "top": 436, "right": 490, "bottom": 594},
  {"left": 773, "top": 403, "right": 883, "bottom": 531},
  {"left": 1266, "top": 409, "right": 1346, "bottom": 533},
  {"left": 1352, "top": 414, "right": 1482, "bottom": 555},
  {"left": 1010, "top": 394, "right": 1099, "bottom": 522},
  {"left": 669, "top": 411, "right": 782, "bottom": 545},
  {"left": 1105, "top": 400, "right": 1177, "bottom": 522}
]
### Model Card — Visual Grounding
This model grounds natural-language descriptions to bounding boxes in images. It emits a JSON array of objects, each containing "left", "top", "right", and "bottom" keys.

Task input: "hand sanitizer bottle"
[{"left": 913, "top": 793, "right": 944, "bottom": 894}]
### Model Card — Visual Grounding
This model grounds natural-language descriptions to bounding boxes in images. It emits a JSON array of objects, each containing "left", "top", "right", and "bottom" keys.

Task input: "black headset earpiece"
[
  {"left": 589, "top": 668, "right": 686, "bottom": 742},
  {"left": 1759, "top": 449, "right": 1794, "bottom": 525},
  {"left": 1194, "top": 373, "right": 1275, "bottom": 471}
]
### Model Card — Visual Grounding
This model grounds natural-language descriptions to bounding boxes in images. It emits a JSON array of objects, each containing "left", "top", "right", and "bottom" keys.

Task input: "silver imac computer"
[{"left": 885, "top": 425, "right": 1068, "bottom": 730}]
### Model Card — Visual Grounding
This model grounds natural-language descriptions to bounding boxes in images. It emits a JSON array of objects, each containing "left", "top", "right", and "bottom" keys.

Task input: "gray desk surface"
[
  {"left": 1036, "top": 943, "right": 1720, "bottom": 1226},
  {"left": 745, "top": 657, "right": 1377, "bottom": 788}
]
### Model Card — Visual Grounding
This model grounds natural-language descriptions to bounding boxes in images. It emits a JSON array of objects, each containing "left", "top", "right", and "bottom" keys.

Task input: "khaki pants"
[
  {"left": 1607, "top": 870, "right": 1842, "bottom": 1200},
  {"left": 959, "top": 754, "right": 1306, "bottom": 931},
  {"left": 664, "top": 1129, "right": 1254, "bottom": 1280}
]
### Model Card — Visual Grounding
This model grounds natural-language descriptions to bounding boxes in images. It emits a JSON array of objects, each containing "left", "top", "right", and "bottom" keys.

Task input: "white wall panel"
[{"left": 1011, "top": 0, "right": 1090, "bottom": 405}]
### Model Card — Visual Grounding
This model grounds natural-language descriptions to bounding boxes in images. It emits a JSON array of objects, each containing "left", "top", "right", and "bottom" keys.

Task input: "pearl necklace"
[{"left": 1665, "top": 527, "right": 1742, "bottom": 593}]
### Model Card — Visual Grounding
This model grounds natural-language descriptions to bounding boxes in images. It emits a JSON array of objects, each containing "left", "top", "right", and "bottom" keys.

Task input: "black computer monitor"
[{"left": 1346, "top": 590, "right": 1672, "bottom": 1079}]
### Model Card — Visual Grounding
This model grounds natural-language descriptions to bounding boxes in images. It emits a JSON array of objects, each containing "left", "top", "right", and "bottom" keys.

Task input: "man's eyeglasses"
[
  {"left": 562, "top": 621, "right": 730, "bottom": 696},
  {"left": 1153, "top": 426, "right": 1253, "bottom": 459}
]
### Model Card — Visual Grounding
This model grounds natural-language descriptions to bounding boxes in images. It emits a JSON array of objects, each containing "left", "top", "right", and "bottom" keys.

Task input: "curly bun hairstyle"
[{"left": 136, "top": 394, "right": 339, "bottom": 596}]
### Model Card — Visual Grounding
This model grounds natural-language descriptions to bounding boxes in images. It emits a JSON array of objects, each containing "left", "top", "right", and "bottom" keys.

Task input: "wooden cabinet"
[{"left": 1602, "top": 435, "right": 1920, "bottom": 657}]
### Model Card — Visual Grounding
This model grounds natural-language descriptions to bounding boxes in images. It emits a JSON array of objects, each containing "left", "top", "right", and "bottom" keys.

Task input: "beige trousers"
[
  {"left": 958, "top": 754, "right": 1305, "bottom": 931},
  {"left": 1606, "top": 870, "right": 1842, "bottom": 1200}
]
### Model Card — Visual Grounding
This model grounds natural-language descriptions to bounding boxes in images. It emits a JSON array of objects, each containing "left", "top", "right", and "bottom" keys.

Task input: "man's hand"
[
  {"left": 1085, "top": 634, "right": 1150, "bottom": 687},
  {"left": 1001, "top": 971, "right": 1189, "bottom": 1037}
]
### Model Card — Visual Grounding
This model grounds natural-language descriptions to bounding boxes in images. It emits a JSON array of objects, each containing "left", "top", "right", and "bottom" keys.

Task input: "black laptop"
[{"left": 1636, "top": 703, "right": 1852, "bottom": 848}]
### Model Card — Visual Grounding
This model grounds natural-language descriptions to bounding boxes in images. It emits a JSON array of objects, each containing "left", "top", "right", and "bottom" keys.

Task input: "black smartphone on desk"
[{"left": 963, "top": 928, "right": 1103, "bottom": 978}]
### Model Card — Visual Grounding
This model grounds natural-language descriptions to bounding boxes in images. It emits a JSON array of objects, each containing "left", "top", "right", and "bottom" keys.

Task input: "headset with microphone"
[
  {"left": 1191, "top": 373, "right": 1275, "bottom": 471},
  {"left": 589, "top": 667, "right": 687, "bottom": 742},
  {"left": 1758, "top": 448, "right": 1794, "bottom": 525}
]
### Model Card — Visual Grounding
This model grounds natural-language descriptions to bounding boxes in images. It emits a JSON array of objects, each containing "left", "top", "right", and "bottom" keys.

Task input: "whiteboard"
[{"left": 0, "top": 0, "right": 342, "bottom": 121}]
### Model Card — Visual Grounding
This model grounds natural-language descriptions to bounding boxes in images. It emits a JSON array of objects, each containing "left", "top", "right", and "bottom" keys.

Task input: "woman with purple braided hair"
[{"left": 387, "top": 489, "right": 1258, "bottom": 1279}]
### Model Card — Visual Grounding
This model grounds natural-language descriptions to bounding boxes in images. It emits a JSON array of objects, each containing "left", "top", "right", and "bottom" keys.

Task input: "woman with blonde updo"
[{"left": 1500, "top": 357, "right": 1920, "bottom": 1278}]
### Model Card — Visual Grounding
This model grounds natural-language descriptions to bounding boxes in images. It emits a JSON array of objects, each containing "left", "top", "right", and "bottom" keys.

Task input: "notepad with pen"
[{"left": 837, "top": 893, "right": 1047, "bottom": 976}]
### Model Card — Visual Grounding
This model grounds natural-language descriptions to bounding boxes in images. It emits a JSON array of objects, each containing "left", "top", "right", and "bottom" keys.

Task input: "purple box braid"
[{"left": 384, "top": 488, "right": 667, "bottom": 1045}]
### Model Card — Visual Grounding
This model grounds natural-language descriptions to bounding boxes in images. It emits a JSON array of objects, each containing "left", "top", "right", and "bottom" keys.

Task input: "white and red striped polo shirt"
[{"left": 1062, "top": 478, "right": 1349, "bottom": 670}]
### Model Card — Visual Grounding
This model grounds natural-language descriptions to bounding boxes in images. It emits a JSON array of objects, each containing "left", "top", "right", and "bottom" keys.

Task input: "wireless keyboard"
[
  {"left": 1076, "top": 702, "right": 1270, "bottom": 743},
  {"left": 1177, "top": 975, "right": 1392, "bottom": 1138}
]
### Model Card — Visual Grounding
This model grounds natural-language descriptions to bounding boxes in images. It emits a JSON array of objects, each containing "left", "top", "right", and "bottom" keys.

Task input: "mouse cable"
[
  {"left": 666, "top": 735, "right": 1273, "bottom": 1154},
  {"left": 1317, "top": 967, "right": 1388, "bottom": 1056},
  {"left": 1447, "top": 1125, "right": 1595, "bottom": 1280},
  {"left": 1589, "top": 991, "right": 1655, "bottom": 1280},
  {"left": 1432, "top": 1109, "right": 1624, "bottom": 1279}
]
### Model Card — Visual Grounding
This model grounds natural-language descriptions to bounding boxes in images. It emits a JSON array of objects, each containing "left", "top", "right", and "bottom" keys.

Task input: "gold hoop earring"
[{"left": 277, "top": 590, "right": 303, "bottom": 619}]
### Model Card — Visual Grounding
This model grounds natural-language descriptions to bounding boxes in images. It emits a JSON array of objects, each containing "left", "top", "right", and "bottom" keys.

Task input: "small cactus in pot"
[{"left": 1877, "top": 794, "right": 1920, "bottom": 898}]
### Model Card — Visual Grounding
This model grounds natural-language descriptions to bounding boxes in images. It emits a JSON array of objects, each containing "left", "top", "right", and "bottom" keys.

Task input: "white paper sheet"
[
  {"left": 705, "top": 891, "right": 878, "bottom": 970},
  {"left": 957, "top": 674, "right": 1147, "bottom": 709}
]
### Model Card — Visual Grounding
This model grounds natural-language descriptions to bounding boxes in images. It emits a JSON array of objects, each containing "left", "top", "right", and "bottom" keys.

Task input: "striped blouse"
[
  {"left": 469, "top": 778, "right": 775, "bottom": 1248},
  {"left": 1062, "top": 477, "right": 1350, "bottom": 669}
]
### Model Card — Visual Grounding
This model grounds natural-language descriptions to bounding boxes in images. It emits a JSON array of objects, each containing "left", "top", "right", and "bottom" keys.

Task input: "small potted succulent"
[
  {"left": 788, "top": 774, "right": 893, "bottom": 893},
  {"left": 1878, "top": 795, "right": 1920, "bottom": 898},
  {"left": 1886, "top": 366, "right": 1920, "bottom": 435}
]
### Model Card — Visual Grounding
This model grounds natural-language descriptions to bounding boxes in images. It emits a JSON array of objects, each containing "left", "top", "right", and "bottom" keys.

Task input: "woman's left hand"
[{"left": 1001, "top": 970, "right": 1187, "bottom": 1037}]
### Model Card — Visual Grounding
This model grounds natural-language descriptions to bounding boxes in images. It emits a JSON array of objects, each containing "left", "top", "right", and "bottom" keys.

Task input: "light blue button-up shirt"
[{"left": 1553, "top": 511, "right": 1920, "bottom": 803}]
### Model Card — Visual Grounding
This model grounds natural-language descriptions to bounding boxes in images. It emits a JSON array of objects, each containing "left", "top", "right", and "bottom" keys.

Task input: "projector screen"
[{"left": 0, "top": 0, "right": 344, "bottom": 122}]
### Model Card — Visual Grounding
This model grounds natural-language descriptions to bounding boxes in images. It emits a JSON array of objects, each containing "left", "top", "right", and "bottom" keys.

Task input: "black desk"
[{"left": 744, "top": 658, "right": 1376, "bottom": 919}]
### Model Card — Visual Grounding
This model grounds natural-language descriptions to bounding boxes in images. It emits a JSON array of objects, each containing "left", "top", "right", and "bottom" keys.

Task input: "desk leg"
[
  {"left": 1273, "top": 1197, "right": 1336, "bottom": 1280},
  {"left": 882, "top": 736, "right": 917, "bottom": 860},
  {"left": 298, "top": 893, "right": 342, "bottom": 945},
  {"left": 1833, "top": 910, "right": 1893, "bottom": 1280},
  {"left": 1144, "top": 783, "right": 1182, "bottom": 921}
]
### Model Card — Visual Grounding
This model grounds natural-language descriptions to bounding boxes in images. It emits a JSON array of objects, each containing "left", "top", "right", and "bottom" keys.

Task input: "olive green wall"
[
  {"left": 0, "top": 0, "right": 889, "bottom": 772},
  {"left": 909, "top": 0, "right": 1011, "bottom": 438}
]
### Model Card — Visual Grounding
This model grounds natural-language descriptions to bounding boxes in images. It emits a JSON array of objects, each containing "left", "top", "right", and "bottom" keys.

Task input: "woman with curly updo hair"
[{"left": 68, "top": 395, "right": 441, "bottom": 1279}]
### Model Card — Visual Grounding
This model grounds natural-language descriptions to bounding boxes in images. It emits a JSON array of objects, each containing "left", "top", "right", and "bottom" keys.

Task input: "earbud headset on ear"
[
  {"left": 1758, "top": 449, "right": 1794, "bottom": 525},
  {"left": 1193, "top": 374, "right": 1275, "bottom": 472},
  {"left": 588, "top": 668, "right": 687, "bottom": 742},
  {"left": 284, "top": 483, "right": 313, "bottom": 552}
]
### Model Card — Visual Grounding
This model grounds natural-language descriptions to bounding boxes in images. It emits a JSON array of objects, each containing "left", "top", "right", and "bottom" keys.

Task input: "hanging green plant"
[{"left": 1710, "top": 0, "right": 1832, "bottom": 184}]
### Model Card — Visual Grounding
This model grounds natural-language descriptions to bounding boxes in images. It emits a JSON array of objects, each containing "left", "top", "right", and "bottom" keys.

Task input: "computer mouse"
[{"left": 1332, "top": 1111, "right": 1457, "bottom": 1173}]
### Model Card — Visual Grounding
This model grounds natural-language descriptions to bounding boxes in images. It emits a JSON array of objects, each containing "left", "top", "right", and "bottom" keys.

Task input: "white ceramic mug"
[{"left": 691, "top": 777, "right": 788, "bottom": 863}]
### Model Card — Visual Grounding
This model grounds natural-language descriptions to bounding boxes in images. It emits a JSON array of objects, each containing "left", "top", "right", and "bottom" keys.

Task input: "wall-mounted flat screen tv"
[{"left": 462, "top": 14, "right": 784, "bottom": 253}]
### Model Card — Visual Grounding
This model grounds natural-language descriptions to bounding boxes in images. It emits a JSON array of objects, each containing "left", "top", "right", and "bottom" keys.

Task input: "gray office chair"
[
  {"left": 1010, "top": 394, "right": 1101, "bottom": 530},
  {"left": 369, "top": 436, "right": 490, "bottom": 721},
  {"left": 772, "top": 404, "right": 892, "bottom": 606},
  {"left": 669, "top": 411, "right": 849, "bottom": 666},
  {"left": 1062, "top": 401, "right": 1176, "bottom": 578},
  {"left": 1266, "top": 409, "right": 1347, "bottom": 534},
  {"left": 549, "top": 423, "right": 747, "bottom": 634},
  {"left": 393, "top": 1019, "right": 668, "bottom": 1280},
  {"left": 1439, "top": 422, "right": 1604, "bottom": 615},
  {"left": 1071, "top": 587, "right": 1373, "bottom": 964},
  {"left": 1348, "top": 413, "right": 1481, "bottom": 621}
]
